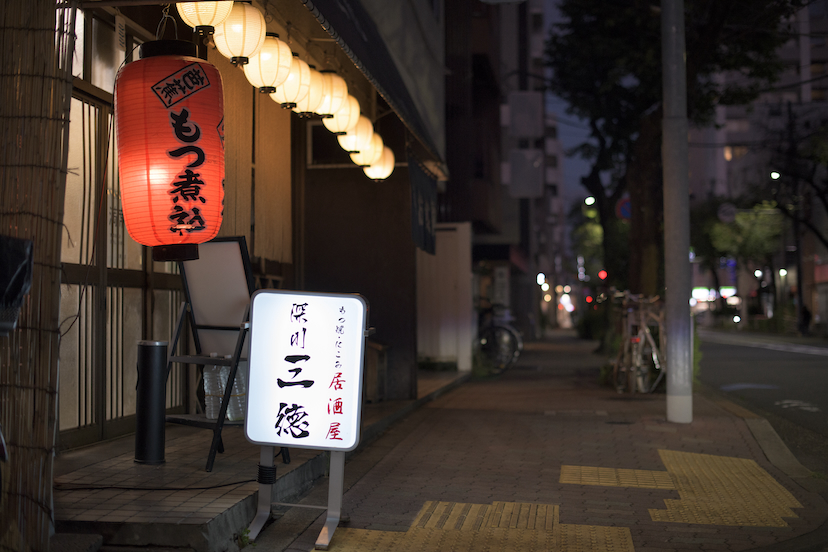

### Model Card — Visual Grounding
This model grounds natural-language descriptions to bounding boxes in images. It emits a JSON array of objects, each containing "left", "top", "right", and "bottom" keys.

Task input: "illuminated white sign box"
[{"left": 245, "top": 290, "right": 367, "bottom": 452}]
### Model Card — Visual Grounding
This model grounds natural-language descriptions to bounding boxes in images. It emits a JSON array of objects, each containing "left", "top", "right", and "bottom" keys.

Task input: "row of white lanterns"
[{"left": 176, "top": 1, "right": 395, "bottom": 180}]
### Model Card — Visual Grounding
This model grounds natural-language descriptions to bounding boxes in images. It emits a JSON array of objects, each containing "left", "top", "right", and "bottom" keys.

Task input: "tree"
[
  {"left": 690, "top": 198, "right": 732, "bottom": 311},
  {"left": 709, "top": 202, "right": 784, "bottom": 269},
  {"left": 546, "top": 0, "right": 804, "bottom": 294},
  {"left": 752, "top": 102, "right": 828, "bottom": 332},
  {"left": 763, "top": 103, "right": 828, "bottom": 251}
]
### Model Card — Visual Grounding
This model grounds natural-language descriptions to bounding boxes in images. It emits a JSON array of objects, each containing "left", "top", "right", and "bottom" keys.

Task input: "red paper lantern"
[{"left": 115, "top": 40, "right": 224, "bottom": 258}]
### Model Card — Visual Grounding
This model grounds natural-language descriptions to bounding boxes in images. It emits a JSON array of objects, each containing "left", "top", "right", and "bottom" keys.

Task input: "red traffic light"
[
  {"left": 598, "top": 270, "right": 608, "bottom": 280},
  {"left": 585, "top": 296, "right": 593, "bottom": 303}
]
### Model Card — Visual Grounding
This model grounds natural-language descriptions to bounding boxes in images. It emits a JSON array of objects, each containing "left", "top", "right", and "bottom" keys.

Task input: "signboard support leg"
[
  {"left": 248, "top": 445, "right": 275, "bottom": 542},
  {"left": 314, "top": 451, "right": 345, "bottom": 550}
]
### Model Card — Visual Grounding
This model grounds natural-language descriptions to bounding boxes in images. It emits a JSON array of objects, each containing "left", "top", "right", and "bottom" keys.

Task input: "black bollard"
[{"left": 135, "top": 341, "right": 168, "bottom": 464}]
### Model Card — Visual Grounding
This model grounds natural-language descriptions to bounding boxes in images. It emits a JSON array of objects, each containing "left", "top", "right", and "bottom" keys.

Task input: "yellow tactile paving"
[
  {"left": 559, "top": 465, "right": 676, "bottom": 489},
  {"left": 650, "top": 450, "right": 802, "bottom": 527},
  {"left": 559, "top": 524, "right": 636, "bottom": 552},
  {"left": 560, "top": 449, "right": 803, "bottom": 527},
  {"left": 325, "top": 500, "right": 633, "bottom": 551}
]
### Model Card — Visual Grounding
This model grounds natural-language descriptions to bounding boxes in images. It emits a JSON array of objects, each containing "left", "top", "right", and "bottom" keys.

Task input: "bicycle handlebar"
[{"left": 610, "top": 288, "right": 660, "bottom": 304}]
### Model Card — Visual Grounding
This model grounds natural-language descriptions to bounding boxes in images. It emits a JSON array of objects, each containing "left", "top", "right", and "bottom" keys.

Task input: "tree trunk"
[
  {"left": 0, "top": 3, "right": 76, "bottom": 550},
  {"left": 627, "top": 109, "right": 664, "bottom": 296}
]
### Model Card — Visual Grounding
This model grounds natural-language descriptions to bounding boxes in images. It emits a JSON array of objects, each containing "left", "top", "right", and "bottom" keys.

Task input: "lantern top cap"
[{"left": 140, "top": 40, "right": 197, "bottom": 59}]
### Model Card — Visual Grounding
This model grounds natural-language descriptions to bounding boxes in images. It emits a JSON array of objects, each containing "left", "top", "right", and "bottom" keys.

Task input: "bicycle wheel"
[
  {"left": 613, "top": 340, "right": 633, "bottom": 393},
  {"left": 638, "top": 329, "right": 665, "bottom": 393},
  {"left": 479, "top": 325, "right": 520, "bottom": 372}
]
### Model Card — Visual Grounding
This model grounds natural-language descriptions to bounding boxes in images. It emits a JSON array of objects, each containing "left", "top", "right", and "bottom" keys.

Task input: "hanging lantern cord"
[{"left": 155, "top": 4, "right": 179, "bottom": 41}]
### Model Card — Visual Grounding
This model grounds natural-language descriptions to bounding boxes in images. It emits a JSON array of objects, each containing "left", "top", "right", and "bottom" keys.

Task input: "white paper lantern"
[
  {"left": 213, "top": 2, "right": 266, "bottom": 66},
  {"left": 270, "top": 53, "right": 310, "bottom": 108},
  {"left": 322, "top": 94, "right": 360, "bottom": 134},
  {"left": 337, "top": 115, "right": 373, "bottom": 153},
  {"left": 316, "top": 71, "right": 348, "bottom": 117},
  {"left": 293, "top": 65, "right": 325, "bottom": 115},
  {"left": 244, "top": 33, "right": 292, "bottom": 92},
  {"left": 350, "top": 132, "right": 383, "bottom": 166},
  {"left": 363, "top": 146, "right": 395, "bottom": 180},
  {"left": 176, "top": 1, "right": 233, "bottom": 33}
]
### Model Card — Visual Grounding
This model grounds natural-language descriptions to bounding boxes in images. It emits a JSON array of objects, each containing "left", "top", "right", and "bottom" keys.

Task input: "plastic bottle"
[
  {"left": 203, "top": 352, "right": 221, "bottom": 419},
  {"left": 226, "top": 359, "right": 248, "bottom": 421}
]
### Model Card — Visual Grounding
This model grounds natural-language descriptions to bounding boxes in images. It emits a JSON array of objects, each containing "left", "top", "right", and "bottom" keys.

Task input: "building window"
[
  {"left": 723, "top": 146, "right": 748, "bottom": 161},
  {"left": 59, "top": 8, "right": 186, "bottom": 449},
  {"left": 725, "top": 119, "right": 750, "bottom": 133}
]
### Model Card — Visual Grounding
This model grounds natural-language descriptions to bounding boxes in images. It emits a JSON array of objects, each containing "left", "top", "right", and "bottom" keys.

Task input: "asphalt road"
[{"left": 698, "top": 332, "right": 828, "bottom": 474}]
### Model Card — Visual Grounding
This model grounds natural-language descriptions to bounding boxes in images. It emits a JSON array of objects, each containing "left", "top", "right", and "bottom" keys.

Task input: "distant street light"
[
  {"left": 754, "top": 269, "right": 763, "bottom": 279},
  {"left": 584, "top": 196, "right": 595, "bottom": 206},
  {"left": 779, "top": 268, "right": 787, "bottom": 277},
  {"left": 770, "top": 171, "right": 781, "bottom": 180}
]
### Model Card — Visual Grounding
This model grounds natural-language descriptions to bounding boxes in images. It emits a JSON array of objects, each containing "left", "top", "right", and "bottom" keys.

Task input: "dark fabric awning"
[{"left": 299, "top": 0, "right": 444, "bottom": 163}]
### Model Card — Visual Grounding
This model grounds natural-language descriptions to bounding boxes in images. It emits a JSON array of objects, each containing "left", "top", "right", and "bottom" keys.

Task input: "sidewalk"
[
  {"left": 52, "top": 370, "right": 469, "bottom": 552},
  {"left": 256, "top": 330, "right": 828, "bottom": 552}
]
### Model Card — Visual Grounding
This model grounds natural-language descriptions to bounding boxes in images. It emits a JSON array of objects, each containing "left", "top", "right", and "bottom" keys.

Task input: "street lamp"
[{"left": 584, "top": 196, "right": 595, "bottom": 206}]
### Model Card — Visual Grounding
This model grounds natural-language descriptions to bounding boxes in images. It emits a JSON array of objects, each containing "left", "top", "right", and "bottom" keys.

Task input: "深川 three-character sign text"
[{"left": 245, "top": 291, "right": 367, "bottom": 451}]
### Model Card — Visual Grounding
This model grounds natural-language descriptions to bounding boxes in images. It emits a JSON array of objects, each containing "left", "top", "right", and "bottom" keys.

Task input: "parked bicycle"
[
  {"left": 611, "top": 291, "right": 666, "bottom": 394},
  {"left": 477, "top": 304, "right": 524, "bottom": 373}
]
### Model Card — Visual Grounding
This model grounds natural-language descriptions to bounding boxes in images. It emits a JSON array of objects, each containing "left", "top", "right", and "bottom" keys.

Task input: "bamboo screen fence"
[{"left": 1, "top": 1, "right": 78, "bottom": 550}]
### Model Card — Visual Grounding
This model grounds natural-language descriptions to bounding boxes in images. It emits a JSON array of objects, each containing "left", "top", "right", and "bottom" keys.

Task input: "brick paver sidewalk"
[{"left": 268, "top": 332, "right": 828, "bottom": 552}]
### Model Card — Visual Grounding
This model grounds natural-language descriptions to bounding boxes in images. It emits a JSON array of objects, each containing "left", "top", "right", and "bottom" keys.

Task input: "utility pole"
[
  {"left": 662, "top": 0, "right": 693, "bottom": 423},
  {"left": 785, "top": 102, "right": 806, "bottom": 335}
]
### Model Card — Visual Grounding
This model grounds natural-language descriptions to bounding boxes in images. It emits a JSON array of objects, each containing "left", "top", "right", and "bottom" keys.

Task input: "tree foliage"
[
  {"left": 546, "top": 0, "right": 804, "bottom": 293},
  {"left": 759, "top": 104, "right": 828, "bottom": 251},
  {"left": 709, "top": 202, "right": 784, "bottom": 268}
]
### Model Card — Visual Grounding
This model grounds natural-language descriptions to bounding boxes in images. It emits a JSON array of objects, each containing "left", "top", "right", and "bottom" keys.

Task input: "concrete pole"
[{"left": 662, "top": 0, "right": 693, "bottom": 423}]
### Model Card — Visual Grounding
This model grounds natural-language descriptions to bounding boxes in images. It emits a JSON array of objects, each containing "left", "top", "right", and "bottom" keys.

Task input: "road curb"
[{"left": 701, "top": 389, "right": 828, "bottom": 552}]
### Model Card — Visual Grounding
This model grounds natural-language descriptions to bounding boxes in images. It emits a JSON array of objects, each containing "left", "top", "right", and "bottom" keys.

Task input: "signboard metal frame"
[{"left": 245, "top": 289, "right": 369, "bottom": 549}]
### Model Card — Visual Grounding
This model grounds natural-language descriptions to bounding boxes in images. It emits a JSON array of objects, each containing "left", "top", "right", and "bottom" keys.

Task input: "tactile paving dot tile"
[
  {"left": 559, "top": 449, "right": 803, "bottom": 527},
  {"left": 650, "top": 449, "right": 803, "bottom": 527},
  {"left": 559, "top": 524, "right": 635, "bottom": 552},
  {"left": 559, "top": 465, "right": 676, "bottom": 489},
  {"left": 324, "top": 501, "right": 633, "bottom": 552}
]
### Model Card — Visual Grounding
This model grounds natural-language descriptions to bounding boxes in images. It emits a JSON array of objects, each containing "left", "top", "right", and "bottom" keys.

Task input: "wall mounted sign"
[{"left": 245, "top": 290, "right": 367, "bottom": 452}]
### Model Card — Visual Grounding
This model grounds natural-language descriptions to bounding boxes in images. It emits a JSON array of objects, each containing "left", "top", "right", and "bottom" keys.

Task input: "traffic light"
[{"left": 598, "top": 269, "right": 608, "bottom": 281}]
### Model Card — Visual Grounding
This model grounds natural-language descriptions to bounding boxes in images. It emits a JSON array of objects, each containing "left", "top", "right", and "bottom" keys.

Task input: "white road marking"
[{"left": 699, "top": 331, "right": 828, "bottom": 357}]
